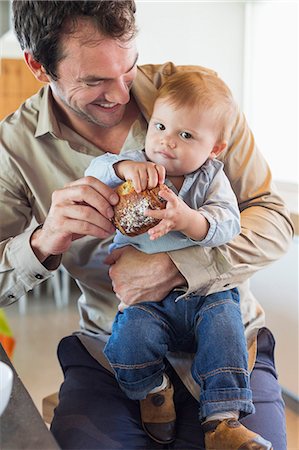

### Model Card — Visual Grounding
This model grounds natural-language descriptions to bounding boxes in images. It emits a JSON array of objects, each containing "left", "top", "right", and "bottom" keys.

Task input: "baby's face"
[{"left": 145, "top": 99, "right": 220, "bottom": 176}]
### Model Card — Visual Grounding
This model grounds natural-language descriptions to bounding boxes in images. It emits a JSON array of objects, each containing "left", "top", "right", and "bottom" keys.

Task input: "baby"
[{"left": 85, "top": 72, "right": 272, "bottom": 450}]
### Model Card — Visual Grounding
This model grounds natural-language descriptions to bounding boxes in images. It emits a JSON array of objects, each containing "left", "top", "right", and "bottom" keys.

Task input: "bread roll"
[{"left": 113, "top": 180, "right": 166, "bottom": 236}]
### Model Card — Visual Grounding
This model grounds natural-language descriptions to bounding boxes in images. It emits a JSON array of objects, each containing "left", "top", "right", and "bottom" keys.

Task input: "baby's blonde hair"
[{"left": 156, "top": 71, "right": 238, "bottom": 142}]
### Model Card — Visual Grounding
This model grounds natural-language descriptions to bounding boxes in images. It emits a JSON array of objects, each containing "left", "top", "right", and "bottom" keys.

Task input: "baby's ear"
[{"left": 209, "top": 141, "right": 227, "bottom": 159}]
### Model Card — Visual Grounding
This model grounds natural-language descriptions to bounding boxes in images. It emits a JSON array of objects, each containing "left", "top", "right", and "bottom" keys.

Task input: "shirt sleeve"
[
  {"left": 192, "top": 162, "right": 241, "bottom": 247},
  {"left": 0, "top": 228, "right": 61, "bottom": 306},
  {"left": 0, "top": 147, "right": 60, "bottom": 306},
  {"left": 168, "top": 112, "right": 294, "bottom": 296},
  {"left": 85, "top": 150, "right": 147, "bottom": 187}
]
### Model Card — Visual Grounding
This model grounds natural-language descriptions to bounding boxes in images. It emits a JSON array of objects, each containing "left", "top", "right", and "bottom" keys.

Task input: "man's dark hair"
[{"left": 12, "top": 0, "right": 137, "bottom": 80}]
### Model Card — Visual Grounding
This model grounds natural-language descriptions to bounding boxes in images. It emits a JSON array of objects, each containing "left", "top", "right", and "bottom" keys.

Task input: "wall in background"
[
  {"left": 251, "top": 236, "right": 299, "bottom": 399},
  {"left": 136, "top": 1, "right": 245, "bottom": 106},
  {"left": 244, "top": 1, "right": 298, "bottom": 185}
]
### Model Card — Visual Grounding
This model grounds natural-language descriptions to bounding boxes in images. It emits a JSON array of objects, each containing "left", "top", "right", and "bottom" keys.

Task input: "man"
[{"left": 0, "top": 1, "right": 292, "bottom": 449}]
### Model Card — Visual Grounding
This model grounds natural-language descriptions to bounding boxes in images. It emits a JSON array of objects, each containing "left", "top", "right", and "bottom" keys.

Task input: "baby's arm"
[
  {"left": 147, "top": 163, "right": 241, "bottom": 246},
  {"left": 85, "top": 152, "right": 165, "bottom": 192},
  {"left": 114, "top": 160, "right": 165, "bottom": 193},
  {"left": 147, "top": 186, "right": 209, "bottom": 241}
]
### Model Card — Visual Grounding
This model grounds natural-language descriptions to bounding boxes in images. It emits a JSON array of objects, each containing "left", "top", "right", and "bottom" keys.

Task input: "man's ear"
[
  {"left": 24, "top": 52, "right": 51, "bottom": 83},
  {"left": 209, "top": 141, "right": 227, "bottom": 159}
]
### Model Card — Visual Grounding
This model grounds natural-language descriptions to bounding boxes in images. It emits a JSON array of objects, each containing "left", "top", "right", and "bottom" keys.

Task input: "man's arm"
[{"left": 0, "top": 170, "right": 118, "bottom": 305}]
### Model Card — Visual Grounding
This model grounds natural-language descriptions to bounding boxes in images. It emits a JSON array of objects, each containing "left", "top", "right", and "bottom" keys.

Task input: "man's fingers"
[
  {"left": 53, "top": 182, "right": 118, "bottom": 221},
  {"left": 45, "top": 176, "right": 120, "bottom": 244},
  {"left": 54, "top": 203, "right": 116, "bottom": 235},
  {"left": 56, "top": 216, "right": 114, "bottom": 239},
  {"left": 53, "top": 191, "right": 114, "bottom": 222},
  {"left": 66, "top": 176, "right": 119, "bottom": 206}
]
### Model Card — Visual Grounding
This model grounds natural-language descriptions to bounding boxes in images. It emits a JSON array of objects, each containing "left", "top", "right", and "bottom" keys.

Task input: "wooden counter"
[{"left": 0, "top": 58, "right": 43, "bottom": 120}]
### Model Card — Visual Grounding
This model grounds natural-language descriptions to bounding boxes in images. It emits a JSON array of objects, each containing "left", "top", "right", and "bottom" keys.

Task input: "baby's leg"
[
  {"left": 104, "top": 304, "right": 172, "bottom": 399},
  {"left": 191, "top": 288, "right": 252, "bottom": 419},
  {"left": 104, "top": 301, "right": 178, "bottom": 444},
  {"left": 191, "top": 288, "right": 272, "bottom": 449}
]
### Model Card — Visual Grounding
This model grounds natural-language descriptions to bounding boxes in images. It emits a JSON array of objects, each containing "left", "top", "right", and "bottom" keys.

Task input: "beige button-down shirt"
[{"left": 0, "top": 63, "right": 293, "bottom": 394}]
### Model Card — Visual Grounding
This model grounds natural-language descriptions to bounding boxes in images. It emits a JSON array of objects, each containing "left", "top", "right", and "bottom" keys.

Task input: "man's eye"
[
  {"left": 84, "top": 81, "right": 103, "bottom": 87},
  {"left": 155, "top": 123, "right": 166, "bottom": 131},
  {"left": 180, "top": 131, "right": 192, "bottom": 139}
]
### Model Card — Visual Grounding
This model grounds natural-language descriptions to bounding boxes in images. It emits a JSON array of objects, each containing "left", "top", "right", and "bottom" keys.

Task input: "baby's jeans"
[{"left": 104, "top": 288, "right": 254, "bottom": 420}]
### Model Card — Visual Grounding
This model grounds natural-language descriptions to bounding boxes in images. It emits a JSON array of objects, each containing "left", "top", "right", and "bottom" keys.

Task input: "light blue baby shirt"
[{"left": 85, "top": 150, "right": 240, "bottom": 253}]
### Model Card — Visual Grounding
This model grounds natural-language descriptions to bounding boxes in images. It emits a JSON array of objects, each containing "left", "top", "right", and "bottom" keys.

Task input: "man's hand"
[
  {"left": 30, "top": 176, "right": 118, "bottom": 263},
  {"left": 114, "top": 160, "right": 165, "bottom": 193},
  {"left": 105, "top": 246, "right": 186, "bottom": 310}
]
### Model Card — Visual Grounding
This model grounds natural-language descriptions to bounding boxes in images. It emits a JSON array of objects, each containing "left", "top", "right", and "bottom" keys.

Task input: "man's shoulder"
[{"left": 0, "top": 86, "right": 46, "bottom": 144}]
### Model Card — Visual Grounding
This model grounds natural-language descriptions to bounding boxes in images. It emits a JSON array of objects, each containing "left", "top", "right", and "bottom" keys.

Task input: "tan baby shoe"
[
  {"left": 203, "top": 419, "right": 273, "bottom": 450},
  {"left": 139, "top": 381, "right": 176, "bottom": 444}
]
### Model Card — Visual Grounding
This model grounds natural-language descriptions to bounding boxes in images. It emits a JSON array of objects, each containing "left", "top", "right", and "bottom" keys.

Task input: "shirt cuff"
[{"left": 3, "top": 227, "right": 61, "bottom": 304}]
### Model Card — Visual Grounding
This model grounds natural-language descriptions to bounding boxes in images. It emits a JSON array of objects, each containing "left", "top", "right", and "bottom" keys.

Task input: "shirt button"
[
  {"left": 35, "top": 274, "right": 43, "bottom": 280},
  {"left": 8, "top": 294, "right": 15, "bottom": 299},
  {"left": 224, "top": 283, "right": 230, "bottom": 287}
]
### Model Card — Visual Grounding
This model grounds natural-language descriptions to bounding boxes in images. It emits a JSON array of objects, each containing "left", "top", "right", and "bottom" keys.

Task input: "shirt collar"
[{"left": 35, "top": 85, "right": 62, "bottom": 138}]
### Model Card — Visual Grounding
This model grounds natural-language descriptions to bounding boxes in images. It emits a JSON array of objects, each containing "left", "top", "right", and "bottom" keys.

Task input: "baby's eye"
[
  {"left": 155, "top": 123, "right": 166, "bottom": 131},
  {"left": 180, "top": 131, "right": 192, "bottom": 139}
]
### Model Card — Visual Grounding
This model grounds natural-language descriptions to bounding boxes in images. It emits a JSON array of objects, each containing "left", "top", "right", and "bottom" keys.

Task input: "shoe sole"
[{"left": 141, "top": 422, "right": 176, "bottom": 445}]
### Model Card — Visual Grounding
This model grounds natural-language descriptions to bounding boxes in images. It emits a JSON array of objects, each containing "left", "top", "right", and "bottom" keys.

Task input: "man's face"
[{"left": 49, "top": 20, "right": 138, "bottom": 129}]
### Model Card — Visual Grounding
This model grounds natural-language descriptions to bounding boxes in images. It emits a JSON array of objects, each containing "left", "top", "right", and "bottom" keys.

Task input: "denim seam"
[
  {"left": 195, "top": 366, "right": 250, "bottom": 381},
  {"left": 133, "top": 305, "right": 172, "bottom": 333},
  {"left": 110, "top": 357, "right": 164, "bottom": 370},
  {"left": 200, "top": 298, "right": 238, "bottom": 314},
  {"left": 201, "top": 398, "right": 251, "bottom": 404},
  {"left": 195, "top": 299, "right": 239, "bottom": 329}
]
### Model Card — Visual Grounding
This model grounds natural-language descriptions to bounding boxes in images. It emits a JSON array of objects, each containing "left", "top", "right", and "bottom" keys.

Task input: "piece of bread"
[{"left": 113, "top": 180, "right": 167, "bottom": 236}]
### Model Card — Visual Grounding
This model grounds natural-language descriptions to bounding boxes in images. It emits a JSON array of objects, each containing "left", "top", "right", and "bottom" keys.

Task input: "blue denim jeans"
[
  {"left": 104, "top": 288, "right": 254, "bottom": 420},
  {"left": 51, "top": 328, "right": 286, "bottom": 449}
]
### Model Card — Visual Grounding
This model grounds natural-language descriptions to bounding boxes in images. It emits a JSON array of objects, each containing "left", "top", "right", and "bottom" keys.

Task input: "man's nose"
[{"left": 104, "top": 77, "right": 130, "bottom": 105}]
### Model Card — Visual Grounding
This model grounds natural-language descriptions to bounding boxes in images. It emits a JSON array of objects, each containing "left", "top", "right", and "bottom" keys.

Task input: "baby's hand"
[
  {"left": 114, "top": 160, "right": 165, "bottom": 193},
  {"left": 146, "top": 185, "right": 191, "bottom": 239}
]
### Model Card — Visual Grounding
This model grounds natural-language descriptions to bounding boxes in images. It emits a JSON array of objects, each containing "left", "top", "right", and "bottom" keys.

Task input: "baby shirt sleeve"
[{"left": 190, "top": 161, "right": 241, "bottom": 247}]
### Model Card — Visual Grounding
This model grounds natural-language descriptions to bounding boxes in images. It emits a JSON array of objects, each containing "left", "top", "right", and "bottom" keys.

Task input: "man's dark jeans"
[{"left": 51, "top": 327, "right": 287, "bottom": 450}]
